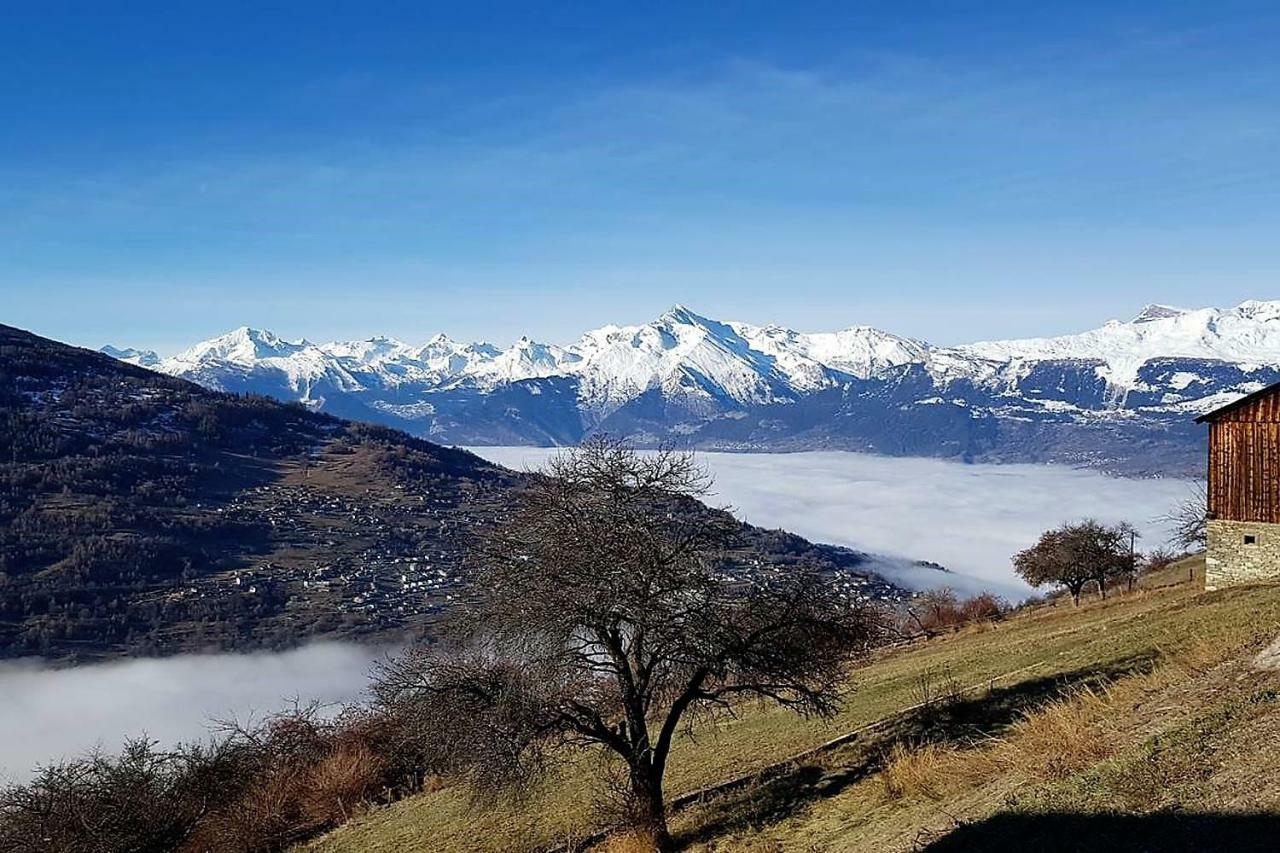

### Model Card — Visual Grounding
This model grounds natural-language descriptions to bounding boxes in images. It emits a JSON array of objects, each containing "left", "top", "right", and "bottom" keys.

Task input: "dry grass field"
[{"left": 306, "top": 557, "right": 1280, "bottom": 852}]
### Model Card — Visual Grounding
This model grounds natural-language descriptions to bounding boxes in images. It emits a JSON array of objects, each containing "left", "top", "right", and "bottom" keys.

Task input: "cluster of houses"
[
  {"left": 155, "top": 385, "right": 1278, "bottom": 636},
  {"left": 182, "top": 478, "right": 501, "bottom": 634}
]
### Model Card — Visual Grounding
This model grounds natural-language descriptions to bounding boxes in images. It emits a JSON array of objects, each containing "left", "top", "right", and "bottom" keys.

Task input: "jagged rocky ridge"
[{"left": 105, "top": 301, "right": 1280, "bottom": 475}]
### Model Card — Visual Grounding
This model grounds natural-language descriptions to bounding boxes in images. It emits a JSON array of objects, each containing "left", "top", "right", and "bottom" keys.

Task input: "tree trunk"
[
  {"left": 1071, "top": 587, "right": 1081, "bottom": 607},
  {"left": 629, "top": 765, "right": 673, "bottom": 851}
]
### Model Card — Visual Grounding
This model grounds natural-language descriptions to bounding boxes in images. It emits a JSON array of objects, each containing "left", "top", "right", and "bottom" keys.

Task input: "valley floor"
[{"left": 306, "top": 559, "right": 1280, "bottom": 852}]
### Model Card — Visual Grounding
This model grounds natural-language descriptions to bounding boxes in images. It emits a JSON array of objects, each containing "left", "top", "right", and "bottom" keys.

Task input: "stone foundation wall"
[{"left": 1206, "top": 519, "right": 1280, "bottom": 589}]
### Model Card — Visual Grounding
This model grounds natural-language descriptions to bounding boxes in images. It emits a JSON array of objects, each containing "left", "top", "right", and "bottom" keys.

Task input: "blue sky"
[{"left": 3, "top": 1, "right": 1278, "bottom": 353}]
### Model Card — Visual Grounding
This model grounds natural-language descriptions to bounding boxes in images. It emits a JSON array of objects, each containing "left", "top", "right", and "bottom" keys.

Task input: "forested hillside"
[
  {"left": 0, "top": 323, "right": 520, "bottom": 659},
  {"left": 0, "top": 324, "right": 903, "bottom": 661}
]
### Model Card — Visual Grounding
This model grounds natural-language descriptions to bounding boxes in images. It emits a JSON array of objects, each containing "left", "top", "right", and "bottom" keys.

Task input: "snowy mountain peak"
[
  {"left": 320, "top": 335, "right": 412, "bottom": 364},
  {"left": 1236, "top": 299, "right": 1280, "bottom": 321},
  {"left": 100, "top": 345, "right": 161, "bottom": 368},
  {"left": 1132, "top": 304, "right": 1189, "bottom": 324},
  {"left": 958, "top": 299, "right": 1280, "bottom": 389},
  {"left": 102, "top": 299, "right": 1280, "bottom": 453},
  {"left": 171, "top": 327, "right": 312, "bottom": 366},
  {"left": 657, "top": 303, "right": 714, "bottom": 328}
]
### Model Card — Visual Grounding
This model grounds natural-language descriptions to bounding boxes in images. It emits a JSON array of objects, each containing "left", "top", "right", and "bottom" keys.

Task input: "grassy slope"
[{"left": 307, "top": 558, "right": 1280, "bottom": 851}]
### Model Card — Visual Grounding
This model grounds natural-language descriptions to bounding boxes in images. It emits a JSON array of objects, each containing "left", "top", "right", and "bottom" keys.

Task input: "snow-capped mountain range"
[{"left": 104, "top": 300, "right": 1280, "bottom": 474}]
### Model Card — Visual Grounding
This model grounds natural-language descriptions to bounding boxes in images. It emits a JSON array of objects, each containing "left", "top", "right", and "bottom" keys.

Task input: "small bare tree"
[
  {"left": 1013, "top": 520, "right": 1136, "bottom": 606},
  {"left": 372, "top": 439, "right": 881, "bottom": 849},
  {"left": 903, "top": 588, "right": 959, "bottom": 638},
  {"left": 1160, "top": 482, "right": 1208, "bottom": 551},
  {"left": 1108, "top": 522, "right": 1140, "bottom": 594}
]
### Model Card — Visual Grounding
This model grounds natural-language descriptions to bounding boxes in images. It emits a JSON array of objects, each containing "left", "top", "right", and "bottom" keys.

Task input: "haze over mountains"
[{"left": 105, "top": 300, "right": 1280, "bottom": 475}]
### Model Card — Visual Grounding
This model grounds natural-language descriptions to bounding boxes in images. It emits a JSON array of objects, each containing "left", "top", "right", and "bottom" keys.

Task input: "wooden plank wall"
[{"left": 1207, "top": 389, "right": 1280, "bottom": 524}]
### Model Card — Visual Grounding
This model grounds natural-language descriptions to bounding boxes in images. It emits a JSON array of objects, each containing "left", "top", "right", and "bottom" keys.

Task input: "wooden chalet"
[{"left": 1196, "top": 383, "right": 1280, "bottom": 588}]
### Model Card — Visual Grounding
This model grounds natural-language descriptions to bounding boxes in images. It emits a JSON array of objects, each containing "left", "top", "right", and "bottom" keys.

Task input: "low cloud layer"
[
  {"left": 2, "top": 449, "right": 1197, "bottom": 781},
  {"left": 0, "top": 643, "right": 386, "bottom": 783},
  {"left": 473, "top": 447, "right": 1197, "bottom": 599}
]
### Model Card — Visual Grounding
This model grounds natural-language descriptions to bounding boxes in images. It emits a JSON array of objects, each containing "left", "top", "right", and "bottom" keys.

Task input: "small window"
[{"left": 1245, "top": 534, "right": 1258, "bottom": 545}]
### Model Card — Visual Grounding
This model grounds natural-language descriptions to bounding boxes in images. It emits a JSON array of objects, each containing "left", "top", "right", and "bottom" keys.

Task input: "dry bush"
[
  {"left": 0, "top": 699, "right": 428, "bottom": 853},
  {"left": 198, "top": 738, "right": 382, "bottom": 850},
  {"left": 1141, "top": 548, "right": 1184, "bottom": 575},
  {"left": 187, "top": 704, "right": 398, "bottom": 851},
  {"left": 0, "top": 737, "right": 245, "bottom": 853},
  {"left": 192, "top": 769, "right": 297, "bottom": 851},
  {"left": 880, "top": 741, "right": 998, "bottom": 803},
  {"left": 959, "top": 592, "right": 1005, "bottom": 623},
  {"left": 299, "top": 738, "right": 385, "bottom": 826},
  {"left": 903, "top": 591, "right": 1008, "bottom": 638},
  {"left": 999, "top": 685, "right": 1117, "bottom": 780},
  {"left": 911, "top": 665, "right": 963, "bottom": 712},
  {"left": 336, "top": 704, "right": 437, "bottom": 797},
  {"left": 881, "top": 742, "right": 950, "bottom": 801}
]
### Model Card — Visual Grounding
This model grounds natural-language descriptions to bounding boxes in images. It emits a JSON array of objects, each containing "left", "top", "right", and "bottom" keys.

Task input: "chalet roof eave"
[{"left": 1195, "top": 381, "right": 1280, "bottom": 423}]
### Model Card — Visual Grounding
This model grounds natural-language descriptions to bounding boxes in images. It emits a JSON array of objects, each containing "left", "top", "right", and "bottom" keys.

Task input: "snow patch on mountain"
[
  {"left": 114, "top": 300, "right": 1280, "bottom": 405},
  {"left": 951, "top": 301, "right": 1280, "bottom": 389},
  {"left": 100, "top": 345, "right": 160, "bottom": 368},
  {"left": 565, "top": 306, "right": 811, "bottom": 412},
  {"left": 1131, "top": 304, "right": 1190, "bottom": 324},
  {"left": 103, "top": 299, "right": 1280, "bottom": 472},
  {"left": 113, "top": 300, "right": 1280, "bottom": 405}
]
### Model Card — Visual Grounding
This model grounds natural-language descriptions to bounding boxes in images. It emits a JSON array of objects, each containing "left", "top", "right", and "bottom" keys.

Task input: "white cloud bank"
[
  {"left": 0, "top": 643, "right": 386, "bottom": 783},
  {"left": 471, "top": 448, "right": 1198, "bottom": 599},
  {"left": 1, "top": 450, "right": 1198, "bottom": 781}
]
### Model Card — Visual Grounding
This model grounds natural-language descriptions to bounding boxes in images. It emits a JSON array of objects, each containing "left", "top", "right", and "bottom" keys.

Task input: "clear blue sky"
[{"left": 4, "top": 1, "right": 1279, "bottom": 353}]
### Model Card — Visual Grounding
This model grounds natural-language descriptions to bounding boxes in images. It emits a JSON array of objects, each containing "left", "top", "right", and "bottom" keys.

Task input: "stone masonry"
[{"left": 1206, "top": 519, "right": 1280, "bottom": 590}]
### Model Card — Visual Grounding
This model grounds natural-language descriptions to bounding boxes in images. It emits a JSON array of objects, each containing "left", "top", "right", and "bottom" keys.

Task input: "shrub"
[
  {"left": 0, "top": 737, "right": 247, "bottom": 853},
  {"left": 187, "top": 703, "right": 398, "bottom": 850},
  {"left": 299, "top": 738, "right": 385, "bottom": 827},
  {"left": 904, "top": 590, "right": 1007, "bottom": 637},
  {"left": 959, "top": 592, "right": 1005, "bottom": 623},
  {"left": 0, "top": 702, "right": 426, "bottom": 853}
]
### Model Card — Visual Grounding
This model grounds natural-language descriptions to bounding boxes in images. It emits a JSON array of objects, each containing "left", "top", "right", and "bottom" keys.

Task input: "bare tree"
[
  {"left": 1013, "top": 520, "right": 1136, "bottom": 606},
  {"left": 903, "top": 588, "right": 959, "bottom": 638},
  {"left": 372, "top": 439, "right": 881, "bottom": 849},
  {"left": 1159, "top": 482, "right": 1208, "bottom": 551},
  {"left": 1104, "top": 522, "right": 1140, "bottom": 595}
]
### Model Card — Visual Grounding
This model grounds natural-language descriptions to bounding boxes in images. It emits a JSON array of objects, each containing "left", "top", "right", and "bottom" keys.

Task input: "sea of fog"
[
  {"left": 0, "top": 450, "right": 1198, "bottom": 781},
  {"left": 0, "top": 644, "right": 388, "bottom": 783},
  {"left": 470, "top": 447, "right": 1198, "bottom": 599}
]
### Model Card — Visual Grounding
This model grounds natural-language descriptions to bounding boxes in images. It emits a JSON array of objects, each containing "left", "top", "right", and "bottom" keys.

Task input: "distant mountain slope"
[
  {"left": 2, "top": 325, "right": 903, "bottom": 661},
  {"left": 105, "top": 301, "right": 1280, "bottom": 475}
]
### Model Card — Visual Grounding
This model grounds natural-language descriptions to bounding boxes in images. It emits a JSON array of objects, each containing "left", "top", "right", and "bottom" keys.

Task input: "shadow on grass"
[
  {"left": 919, "top": 811, "right": 1280, "bottom": 853},
  {"left": 672, "top": 652, "right": 1160, "bottom": 847}
]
